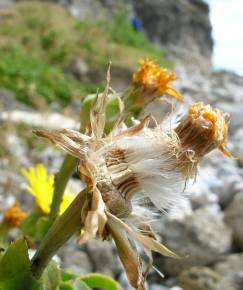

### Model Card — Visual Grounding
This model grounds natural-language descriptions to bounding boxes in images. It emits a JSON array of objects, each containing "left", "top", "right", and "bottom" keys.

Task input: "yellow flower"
[
  {"left": 21, "top": 163, "right": 75, "bottom": 215},
  {"left": 4, "top": 204, "right": 27, "bottom": 228},
  {"left": 132, "top": 59, "right": 183, "bottom": 101}
]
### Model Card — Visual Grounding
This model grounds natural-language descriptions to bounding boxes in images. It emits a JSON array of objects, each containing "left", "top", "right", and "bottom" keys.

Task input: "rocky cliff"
[{"left": 134, "top": 0, "right": 213, "bottom": 71}]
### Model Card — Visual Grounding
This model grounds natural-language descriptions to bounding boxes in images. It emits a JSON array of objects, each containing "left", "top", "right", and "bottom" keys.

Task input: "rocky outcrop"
[
  {"left": 133, "top": 0, "right": 213, "bottom": 71},
  {"left": 178, "top": 267, "right": 222, "bottom": 290},
  {"left": 158, "top": 207, "right": 232, "bottom": 276},
  {"left": 225, "top": 193, "right": 243, "bottom": 250}
]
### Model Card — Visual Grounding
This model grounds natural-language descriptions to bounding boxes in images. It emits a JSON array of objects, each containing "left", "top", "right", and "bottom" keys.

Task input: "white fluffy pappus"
[{"left": 90, "top": 122, "right": 187, "bottom": 215}]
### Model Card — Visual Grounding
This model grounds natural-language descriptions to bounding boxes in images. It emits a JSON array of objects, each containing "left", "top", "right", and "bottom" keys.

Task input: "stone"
[
  {"left": 217, "top": 103, "right": 243, "bottom": 131},
  {"left": 5, "top": 133, "right": 28, "bottom": 165},
  {"left": 217, "top": 274, "right": 243, "bottom": 290},
  {"left": 178, "top": 267, "right": 222, "bottom": 290},
  {"left": 149, "top": 284, "right": 170, "bottom": 290},
  {"left": 85, "top": 239, "right": 122, "bottom": 277},
  {"left": 134, "top": 0, "right": 213, "bottom": 71},
  {"left": 225, "top": 193, "right": 243, "bottom": 250},
  {"left": 213, "top": 254, "right": 243, "bottom": 290},
  {"left": 158, "top": 207, "right": 232, "bottom": 276},
  {"left": 60, "top": 246, "right": 93, "bottom": 275},
  {"left": 0, "top": 89, "right": 27, "bottom": 111},
  {"left": 213, "top": 253, "right": 243, "bottom": 277},
  {"left": 187, "top": 166, "right": 219, "bottom": 209},
  {"left": 233, "top": 128, "right": 243, "bottom": 165},
  {"left": 65, "top": 57, "right": 89, "bottom": 80},
  {"left": 119, "top": 272, "right": 136, "bottom": 290},
  {"left": 0, "top": 110, "right": 78, "bottom": 130}
]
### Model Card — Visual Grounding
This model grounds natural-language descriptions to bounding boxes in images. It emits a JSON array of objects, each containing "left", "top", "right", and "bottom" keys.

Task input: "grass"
[{"left": 0, "top": 2, "right": 171, "bottom": 107}]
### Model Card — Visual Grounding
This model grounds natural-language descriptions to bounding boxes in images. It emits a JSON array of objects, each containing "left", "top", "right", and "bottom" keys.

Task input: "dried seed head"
[
  {"left": 35, "top": 102, "right": 232, "bottom": 216},
  {"left": 175, "top": 102, "right": 232, "bottom": 159},
  {"left": 132, "top": 59, "right": 183, "bottom": 103},
  {"left": 34, "top": 67, "right": 233, "bottom": 289},
  {"left": 4, "top": 204, "right": 27, "bottom": 228}
]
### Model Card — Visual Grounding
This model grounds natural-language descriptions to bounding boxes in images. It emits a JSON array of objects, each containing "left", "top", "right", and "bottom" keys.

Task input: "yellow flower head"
[
  {"left": 132, "top": 59, "right": 183, "bottom": 101},
  {"left": 21, "top": 163, "right": 75, "bottom": 215},
  {"left": 4, "top": 204, "right": 27, "bottom": 228}
]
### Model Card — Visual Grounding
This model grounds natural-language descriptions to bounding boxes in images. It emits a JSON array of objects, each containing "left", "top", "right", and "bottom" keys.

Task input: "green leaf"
[
  {"left": 0, "top": 238, "right": 40, "bottom": 290},
  {"left": 21, "top": 210, "right": 43, "bottom": 238},
  {"left": 72, "top": 280, "right": 91, "bottom": 290},
  {"left": 59, "top": 283, "right": 74, "bottom": 290},
  {"left": 41, "top": 260, "right": 61, "bottom": 290},
  {"left": 80, "top": 273, "right": 120, "bottom": 290},
  {"left": 60, "top": 280, "right": 91, "bottom": 290},
  {"left": 61, "top": 271, "right": 77, "bottom": 282},
  {"left": 36, "top": 216, "right": 53, "bottom": 240}
]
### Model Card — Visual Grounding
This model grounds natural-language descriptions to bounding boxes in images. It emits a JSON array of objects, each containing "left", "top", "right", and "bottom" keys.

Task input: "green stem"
[
  {"left": 0, "top": 223, "right": 10, "bottom": 246},
  {"left": 49, "top": 154, "right": 77, "bottom": 222},
  {"left": 31, "top": 189, "right": 87, "bottom": 279}
]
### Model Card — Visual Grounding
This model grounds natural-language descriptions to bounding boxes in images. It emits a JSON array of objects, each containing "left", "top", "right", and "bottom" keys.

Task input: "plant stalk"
[
  {"left": 49, "top": 154, "right": 77, "bottom": 222},
  {"left": 31, "top": 189, "right": 87, "bottom": 279}
]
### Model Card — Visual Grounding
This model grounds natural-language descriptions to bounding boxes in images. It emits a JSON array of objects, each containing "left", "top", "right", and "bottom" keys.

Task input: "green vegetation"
[
  {"left": 0, "top": 49, "right": 84, "bottom": 107},
  {"left": 0, "top": 2, "right": 170, "bottom": 107}
]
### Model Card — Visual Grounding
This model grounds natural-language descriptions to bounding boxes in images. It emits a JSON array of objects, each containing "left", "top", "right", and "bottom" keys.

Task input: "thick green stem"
[
  {"left": 49, "top": 154, "right": 77, "bottom": 221},
  {"left": 31, "top": 189, "right": 86, "bottom": 279}
]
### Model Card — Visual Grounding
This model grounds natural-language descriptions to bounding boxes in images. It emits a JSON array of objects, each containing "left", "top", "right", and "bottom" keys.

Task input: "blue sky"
[{"left": 205, "top": 0, "right": 243, "bottom": 74}]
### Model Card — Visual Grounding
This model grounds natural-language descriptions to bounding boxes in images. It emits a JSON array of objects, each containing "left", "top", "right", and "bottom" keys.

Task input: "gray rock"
[
  {"left": 0, "top": 89, "right": 26, "bottom": 111},
  {"left": 134, "top": 0, "right": 213, "bottom": 71},
  {"left": 5, "top": 133, "right": 28, "bottom": 165},
  {"left": 65, "top": 57, "right": 90, "bottom": 80},
  {"left": 233, "top": 128, "right": 243, "bottom": 165},
  {"left": 0, "top": 170, "right": 25, "bottom": 203},
  {"left": 119, "top": 272, "right": 136, "bottom": 290},
  {"left": 30, "top": 147, "right": 63, "bottom": 172},
  {"left": 187, "top": 166, "right": 219, "bottom": 209},
  {"left": 225, "top": 193, "right": 243, "bottom": 250},
  {"left": 213, "top": 253, "right": 243, "bottom": 277},
  {"left": 85, "top": 239, "right": 122, "bottom": 277},
  {"left": 0, "top": 110, "right": 78, "bottom": 130},
  {"left": 159, "top": 207, "right": 232, "bottom": 275},
  {"left": 217, "top": 274, "right": 243, "bottom": 290},
  {"left": 217, "top": 103, "right": 243, "bottom": 131},
  {"left": 60, "top": 246, "right": 93, "bottom": 275},
  {"left": 178, "top": 267, "right": 221, "bottom": 290},
  {"left": 149, "top": 284, "right": 170, "bottom": 290}
]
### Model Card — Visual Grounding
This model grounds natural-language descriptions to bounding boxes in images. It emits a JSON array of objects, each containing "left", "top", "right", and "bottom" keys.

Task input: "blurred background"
[{"left": 0, "top": 1, "right": 243, "bottom": 290}]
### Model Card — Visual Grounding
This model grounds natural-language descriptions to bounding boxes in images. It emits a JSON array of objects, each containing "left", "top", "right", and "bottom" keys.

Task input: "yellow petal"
[
  {"left": 60, "top": 191, "right": 76, "bottom": 215},
  {"left": 165, "top": 86, "right": 183, "bottom": 101},
  {"left": 21, "top": 163, "right": 54, "bottom": 214}
]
